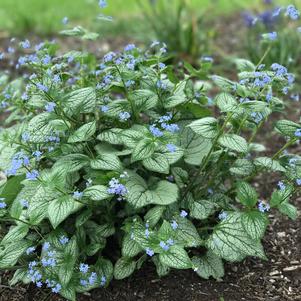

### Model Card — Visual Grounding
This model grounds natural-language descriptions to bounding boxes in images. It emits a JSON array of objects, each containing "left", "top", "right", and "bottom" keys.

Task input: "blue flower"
[
  {"left": 59, "top": 236, "right": 69, "bottom": 245},
  {"left": 296, "top": 178, "right": 301, "bottom": 186},
  {"left": 159, "top": 241, "right": 170, "bottom": 251},
  {"left": 119, "top": 111, "right": 131, "bottom": 121},
  {"left": 107, "top": 178, "right": 128, "bottom": 197},
  {"left": 258, "top": 201, "right": 270, "bottom": 213},
  {"left": 36, "top": 83, "right": 49, "bottom": 92},
  {"left": 158, "top": 62, "right": 166, "bottom": 69},
  {"left": 218, "top": 211, "right": 228, "bottom": 220},
  {"left": 20, "top": 40, "right": 30, "bottom": 49},
  {"left": 26, "top": 247, "right": 36, "bottom": 255},
  {"left": 171, "top": 220, "right": 178, "bottom": 230},
  {"left": 0, "top": 198, "right": 7, "bottom": 209},
  {"left": 267, "top": 31, "right": 277, "bottom": 41},
  {"left": 294, "top": 129, "right": 301, "bottom": 138},
  {"left": 42, "top": 55, "right": 51, "bottom": 65},
  {"left": 100, "top": 276, "right": 106, "bottom": 286},
  {"left": 124, "top": 44, "right": 136, "bottom": 51},
  {"left": 43, "top": 242, "right": 50, "bottom": 250},
  {"left": 145, "top": 229, "right": 150, "bottom": 238},
  {"left": 45, "top": 102, "right": 56, "bottom": 112},
  {"left": 32, "top": 150, "right": 43, "bottom": 160},
  {"left": 180, "top": 210, "right": 188, "bottom": 218},
  {"left": 156, "top": 80, "right": 167, "bottom": 90},
  {"left": 26, "top": 170, "right": 39, "bottom": 181},
  {"left": 88, "top": 272, "right": 97, "bottom": 285},
  {"left": 146, "top": 247, "right": 154, "bottom": 256},
  {"left": 73, "top": 191, "right": 83, "bottom": 200},
  {"left": 80, "top": 263, "right": 89, "bottom": 274},
  {"left": 166, "top": 144, "right": 177, "bottom": 153},
  {"left": 62, "top": 17, "right": 69, "bottom": 24},
  {"left": 20, "top": 199, "right": 29, "bottom": 208},
  {"left": 149, "top": 125, "right": 163, "bottom": 137},
  {"left": 52, "top": 283, "right": 61, "bottom": 293},
  {"left": 286, "top": 5, "right": 299, "bottom": 20},
  {"left": 166, "top": 239, "right": 174, "bottom": 246},
  {"left": 99, "top": 0, "right": 107, "bottom": 8},
  {"left": 101, "top": 105, "right": 109, "bottom": 112},
  {"left": 277, "top": 181, "right": 286, "bottom": 191}
]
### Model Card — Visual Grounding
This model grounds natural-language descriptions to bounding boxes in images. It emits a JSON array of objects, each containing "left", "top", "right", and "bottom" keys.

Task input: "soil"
[{"left": 1, "top": 15, "right": 301, "bottom": 301}]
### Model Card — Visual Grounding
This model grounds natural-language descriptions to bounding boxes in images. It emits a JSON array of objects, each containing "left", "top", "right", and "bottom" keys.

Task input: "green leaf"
[
  {"left": 189, "top": 199, "right": 216, "bottom": 220},
  {"left": 119, "top": 128, "right": 145, "bottom": 148},
  {"left": 241, "top": 211, "right": 268, "bottom": 240},
  {"left": 63, "top": 87, "right": 96, "bottom": 116},
  {"left": 90, "top": 154, "right": 122, "bottom": 171},
  {"left": 254, "top": 157, "right": 286, "bottom": 172},
  {"left": 230, "top": 159, "right": 254, "bottom": 176},
  {"left": 275, "top": 120, "right": 300, "bottom": 138},
  {"left": 84, "top": 185, "right": 111, "bottom": 201},
  {"left": 59, "top": 237, "right": 78, "bottom": 286},
  {"left": 26, "top": 113, "right": 53, "bottom": 143},
  {"left": 278, "top": 201, "right": 297, "bottom": 220},
  {"left": 179, "top": 127, "right": 212, "bottom": 165},
  {"left": 1, "top": 224, "right": 29, "bottom": 245},
  {"left": 152, "top": 255, "right": 170, "bottom": 277},
  {"left": 236, "top": 182, "right": 258, "bottom": 207},
  {"left": 122, "top": 234, "right": 142, "bottom": 257},
  {"left": 144, "top": 205, "right": 165, "bottom": 227},
  {"left": 218, "top": 134, "right": 248, "bottom": 153},
  {"left": 97, "top": 128, "right": 122, "bottom": 145},
  {"left": 53, "top": 154, "right": 89, "bottom": 173},
  {"left": 131, "top": 89, "right": 158, "bottom": 111},
  {"left": 164, "top": 81, "right": 187, "bottom": 108},
  {"left": 174, "top": 217, "right": 203, "bottom": 247},
  {"left": 142, "top": 153, "right": 170, "bottom": 174},
  {"left": 215, "top": 93, "right": 237, "bottom": 112},
  {"left": 0, "top": 240, "right": 31, "bottom": 268},
  {"left": 114, "top": 257, "right": 136, "bottom": 280},
  {"left": 68, "top": 121, "right": 96, "bottom": 143},
  {"left": 207, "top": 212, "right": 266, "bottom": 262},
  {"left": 84, "top": 185, "right": 112, "bottom": 201},
  {"left": 171, "top": 167, "right": 188, "bottom": 188},
  {"left": 188, "top": 117, "right": 219, "bottom": 139},
  {"left": 131, "top": 139, "right": 156, "bottom": 162},
  {"left": 234, "top": 59, "right": 256, "bottom": 72},
  {"left": 192, "top": 251, "right": 224, "bottom": 279},
  {"left": 159, "top": 246, "right": 191, "bottom": 269},
  {"left": 48, "top": 195, "right": 82, "bottom": 228},
  {"left": 126, "top": 173, "right": 179, "bottom": 208}
]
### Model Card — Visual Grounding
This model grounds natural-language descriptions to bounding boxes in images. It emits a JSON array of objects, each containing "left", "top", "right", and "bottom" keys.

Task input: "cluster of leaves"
[{"left": 0, "top": 17, "right": 300, "bottom": 301}]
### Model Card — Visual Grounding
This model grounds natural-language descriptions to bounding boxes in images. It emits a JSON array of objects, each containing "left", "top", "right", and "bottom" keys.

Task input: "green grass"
[{"left": 0, "top": 0, "right": 295, "bottom": 36}]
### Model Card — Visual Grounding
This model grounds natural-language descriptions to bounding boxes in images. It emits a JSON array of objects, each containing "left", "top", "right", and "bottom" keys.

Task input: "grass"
[{"left": 0, "top": 0, "right": 295, "bottom": 36}]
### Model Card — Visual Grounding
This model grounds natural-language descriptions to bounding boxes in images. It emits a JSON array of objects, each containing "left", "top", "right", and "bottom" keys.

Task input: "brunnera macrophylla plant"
[{"left": 0, "top": 11, "right": 301, "bottom": 301}]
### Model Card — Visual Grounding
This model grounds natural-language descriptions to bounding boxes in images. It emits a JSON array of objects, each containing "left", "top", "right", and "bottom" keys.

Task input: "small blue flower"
[
  {"left": 62, "top": 17, "right": 69, "bottom": 24},
  {"left": 145, "top": 229, "right": 150, "bottom": 238},
  {"left": 99, "top": 0, "right": 107, "bottom": 8},
  {"left": 119, "top": 111, "right": 131, "bottom": 121},
  {"left": 20, "top": 199, "right": 29, "bottom": 208},
  {"left": 45, "top": 102, "right": 56, "bottom": 113},
  {"left": 73, "top": 191, "right": 83, "bottom": 200},
  {"left": 277, "top": 181, "right": 286, "bottom": 191},
  {"left": 166, "top": 143, "right": 177, "bottom": 153},
  {"left": 20, "top": 40, "right": 30, "bottom": 49},
  {"left": 180, "top": 210, "right": 188, "bottom": 218},
  {"left": 59, "top": 236, "right": 69, "bottom": 245},
  {"left": 294, "top": 129, "right": 301, "bottom": 138},
  {"left": 159, "top": 241, "right": 170, "bottom": 251},
  {"left": 43, "top": 242, "right": 50, "bottom": 250},
  {"left": 258, "top": 201, "right": 270, "bottom": 213},
  {"left": 166, "top": 239, "right": 174, "bottom": 246},
  {"left": 26, "top": 170, "right": 39, "bottom": 181},
  {"left": 79, "top": 263, "right": 89, "bottom": 274},
  {"left": 296, "top": 178, "right": 301, "bottom": 186},
  {"left": 146, "top": 247, "right": 154, "bottom": 256},
  {"left": 0, "top": 198, "right": 7, "bottom": 209},
  {"left": 218, "top": 211, "right": 228, "bottom": 220},
  {"left": 124, "top": 44, "right": 136, "bottom": 51},
  {"left": 266, "top": 31, "right": 277, "bottom": 41},
  {"left": 171, "top": 220, "right": 178, "bottom": 230},
  {"left": 286, "top": 4, "right": 300, "bottom": 20},
  {"left": 100, "top": 276, "right": 106, "bottom": 286},
  {"left": 149, "top": 125, "right": 163, "bottom": 137},
  {"left": 32, "top": 150, "right": 43, "bottom": 160},
  {"left": 26, "top": 247, "right": 36, "bottom": 255},
  {"left": 100, "top": 105, "right": 109, "bottom": 113},
  {"left": 158, "top": 62, "right": 166, "bottom": 69},
  {"left": 36, "top": 83, "right": 49, "bottom": 92},
  {"left": 88, "top": 272, "right": 97, "bottom": 285},
  {"left": 52, "top": 283, "right": 61, "bottom": 293}
]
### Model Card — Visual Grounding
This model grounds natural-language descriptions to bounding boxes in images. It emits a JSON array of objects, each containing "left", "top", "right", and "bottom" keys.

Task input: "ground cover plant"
[{"left": 0, "top": 1, "right": 300, "bottom": 301}]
